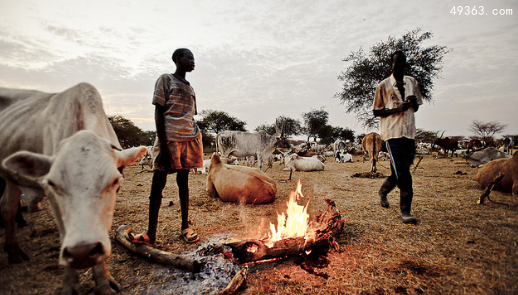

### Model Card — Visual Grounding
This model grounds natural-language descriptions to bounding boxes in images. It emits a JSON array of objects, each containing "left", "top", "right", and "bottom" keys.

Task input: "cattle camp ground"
[{"left": 1, "top": 153, "right": 517, "bottom": 294}]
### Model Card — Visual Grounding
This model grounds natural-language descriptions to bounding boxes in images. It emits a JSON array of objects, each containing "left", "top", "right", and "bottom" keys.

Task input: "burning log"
[
  {"left": 225, "top": 198, "right": 344, "bottom": 263},
  {"left": 115, "top": 225, "right": 202, "bottom": 273}
]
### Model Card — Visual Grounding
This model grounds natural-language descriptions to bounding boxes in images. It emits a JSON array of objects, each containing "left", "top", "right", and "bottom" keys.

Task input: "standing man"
[
  {"left": 131, "top": 48, "right": 203, "bottom": 245},
  {"left": 373, "top": 51, "right": 422, "bottom": 224}
]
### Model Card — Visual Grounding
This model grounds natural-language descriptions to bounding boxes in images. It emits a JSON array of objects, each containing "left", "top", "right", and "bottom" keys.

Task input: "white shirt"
[{"left": 372, "top": 74, "right": 423, "bottom": 141}]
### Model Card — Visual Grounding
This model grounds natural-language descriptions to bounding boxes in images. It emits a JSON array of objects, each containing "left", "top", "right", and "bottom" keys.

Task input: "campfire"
[
  {"left": 116, "top": 180, "right": 344, "bottom": 294},
  {"left": 264, "top": 180, "right": 315, "bottom": 247},
  {"left": 226, "top": 179, "right": 345, "bottom": 263}
]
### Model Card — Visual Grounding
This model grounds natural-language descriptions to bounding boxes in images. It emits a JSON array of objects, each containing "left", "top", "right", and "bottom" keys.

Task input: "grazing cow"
[
  {"left": 284, "top": 154, "right": 325, "bottom": 180},
  {"left": 433, "top": 132, "right": 459, "bottom": 157},
  {"left": 464, "top": 147, "right": 512, "bottom": 168},
  {"left": 361, "top": 132, "right": 383, "bottom": 172},
  {"left": 0, "top": 83, "right": 147, "bottom": 294},
  {"left": 138, "top": 146, "right": 154, "bottom": 170},
  {"left": 206, "top": 154, "right": 276, "bottom": 204},
  {"left": 215, "top": 121, "right": 288, "bottom": 171},
  {"left": 476, "top": 152, "right": 518, "bottom": 196}
]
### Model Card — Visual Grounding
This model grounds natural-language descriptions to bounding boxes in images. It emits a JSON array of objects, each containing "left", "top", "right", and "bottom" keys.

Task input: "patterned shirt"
[
  {"left": 373, "top": 74, "right": 423, "bottom": 141},
  {"left": 152, "top": 74, "right": 200, "bottom": 142}
]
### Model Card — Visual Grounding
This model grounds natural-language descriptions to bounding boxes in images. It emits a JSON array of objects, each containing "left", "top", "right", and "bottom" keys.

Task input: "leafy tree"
[
  {"left": 108, "top": 115, "right": 151, "bottom": 148},
  {"left": 333, "top": 127, "right": 355, "bottom": 143},
  {"left": 302, "top": 108, "right": 329, "bottom": 142},
  {"left": 415, "top": 128, "right": 437, "bottom": 144},
  {"left": 197, "top": 110, "right": 247, "bottom": 134},
  {"left": 254, "top": 116, "right": 303, "bottom": 138},
  {"left": 468, "top": 120, "right": 507, "bottom": 143},
  {"left": 336, "top": 28, "right": 450, "bottom": 128}
]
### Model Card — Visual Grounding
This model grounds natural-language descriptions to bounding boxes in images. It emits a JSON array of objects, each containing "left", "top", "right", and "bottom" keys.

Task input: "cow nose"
[{"left": 63, "top": 242, "right": 105, "bottom": 269}]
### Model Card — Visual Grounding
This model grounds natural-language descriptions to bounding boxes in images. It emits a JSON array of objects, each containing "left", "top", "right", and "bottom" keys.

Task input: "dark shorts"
[
  {"left": 385, "top": 138, "right": 415, "bottom": 192},
  {"left": 152, "top": 133, "right": 203, "bottom": 171}
]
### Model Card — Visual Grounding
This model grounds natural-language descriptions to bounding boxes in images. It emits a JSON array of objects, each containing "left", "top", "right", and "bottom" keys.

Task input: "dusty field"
[{"left": 1, "top": 154, "right": 517, "bottom": 295}]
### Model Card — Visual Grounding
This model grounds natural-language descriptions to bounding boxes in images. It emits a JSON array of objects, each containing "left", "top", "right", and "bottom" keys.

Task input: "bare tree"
[{"left": 468, "top": 120, "right": 507, "bottom": 143}]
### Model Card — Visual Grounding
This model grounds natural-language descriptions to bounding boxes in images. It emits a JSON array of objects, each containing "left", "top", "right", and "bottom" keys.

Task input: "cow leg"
[
  {"left": 1, "top": 181, "right": 29, "bottom": 263},
  {"left": 206, "top": 176, "right": 217, "bottom": 198},
  {"left": 512, "top": 182, "right": 518, "bottom": 197},
  {"left": 92, "top": 262, "right": 121, "bottom": 294},
  {"left": 61, "top": 267, "right": 83, "bottom": 295}
]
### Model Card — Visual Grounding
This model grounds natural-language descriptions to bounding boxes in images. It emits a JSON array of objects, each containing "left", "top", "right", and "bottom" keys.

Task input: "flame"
[{"left": 264, "top": 179, "right": 314, "bottom": 247}]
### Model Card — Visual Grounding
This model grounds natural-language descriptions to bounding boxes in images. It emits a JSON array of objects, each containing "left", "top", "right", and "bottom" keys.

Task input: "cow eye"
[
  {"left": 47, "top": 180, "right": 56, "bottom": 187},
  {"left": 112, "top": 178, "right": 119, "bottom": 186}
]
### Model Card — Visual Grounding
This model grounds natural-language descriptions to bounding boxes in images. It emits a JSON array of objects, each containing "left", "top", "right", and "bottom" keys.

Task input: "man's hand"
[{"left": 158, "top": 145, "right": 171, "bottom": 169}]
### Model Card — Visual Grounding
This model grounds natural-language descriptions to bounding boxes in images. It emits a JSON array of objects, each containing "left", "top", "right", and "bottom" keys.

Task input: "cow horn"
[{"left": 440, "top": 131, "right": 445, "bottom": 139}]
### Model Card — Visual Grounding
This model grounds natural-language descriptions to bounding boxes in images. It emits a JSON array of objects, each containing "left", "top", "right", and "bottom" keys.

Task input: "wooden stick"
[
  {"left": 413, "top": 156, "right": 424, "bottom": 172},
  {"left": 478, "top": 173, "right": 505, "bottom": 204},
  {"left": 115, "top": 225, "right": 202, "bottom": 273},
  {"left": 215, "top": 267, "right": 248, "bottom": 295}
]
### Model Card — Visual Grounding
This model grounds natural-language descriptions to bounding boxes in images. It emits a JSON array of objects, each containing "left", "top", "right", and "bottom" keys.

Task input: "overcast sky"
[{"left": 1, "top": 0, "right": 516, "bottom": 140}]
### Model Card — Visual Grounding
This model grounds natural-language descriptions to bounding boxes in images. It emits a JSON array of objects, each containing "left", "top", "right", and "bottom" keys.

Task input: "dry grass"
[{"left": 1, "top": 154, "right": 517, "bottom": 294}]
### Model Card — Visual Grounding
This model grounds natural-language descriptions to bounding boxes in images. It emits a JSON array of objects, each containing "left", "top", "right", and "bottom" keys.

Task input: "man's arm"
[
  {"left": 373, "top": 101, "right": 411, "bottom": 117},
  {"left": 155, "top": 104, "right": 171, "bottom": 168}
]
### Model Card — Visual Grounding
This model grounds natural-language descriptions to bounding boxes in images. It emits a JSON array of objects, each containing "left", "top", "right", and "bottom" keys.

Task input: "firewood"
[
  {"left": 215, "top": 267, "right": 248, "bottom": 295},
  {"left": 225, "top": 198, "right": 344, "bottom": 263},
  {"left": 115, "top": 225, "right": 202, "bottom": 273}
]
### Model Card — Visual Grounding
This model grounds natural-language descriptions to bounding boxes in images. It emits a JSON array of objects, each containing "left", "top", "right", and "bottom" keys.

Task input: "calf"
[
  {"left": 206, "top": 154, "right": 276, "bottom": 204},
  {"left": 0, "top": 84, "right": 146, "bottom": 294},
  {"left": 361, "top": 132, "right": 383, "bottom": 172},
  {"left": 476, "top": 152, "right": 518, "bottom": 196}
]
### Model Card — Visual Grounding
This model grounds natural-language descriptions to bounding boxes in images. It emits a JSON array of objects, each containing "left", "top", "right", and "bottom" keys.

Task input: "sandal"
[
  {"left": 180, "top": 228, "right": 199, "bottom": 243},
  {"left": 128, "top": 232, "right": 154, "bottom": 247}
]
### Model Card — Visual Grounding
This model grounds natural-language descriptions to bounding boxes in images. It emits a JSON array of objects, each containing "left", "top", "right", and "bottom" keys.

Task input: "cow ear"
[
  {"left": 3, "top": 151, "right": 53, "bottom": 179},
  {"left": 117, "top": 146, "right": 147, "bottom": 169}
]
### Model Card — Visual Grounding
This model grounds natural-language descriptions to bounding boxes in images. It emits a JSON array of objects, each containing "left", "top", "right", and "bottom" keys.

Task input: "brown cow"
[
  {"left": 206, "top": 154, "right": 276, "bottom": 204},
  {"left": 475, "top": 151, "right": 518, "bottom": 196},
  {"left": 362, "top": 132, "right": 383, "bottom": 172}
]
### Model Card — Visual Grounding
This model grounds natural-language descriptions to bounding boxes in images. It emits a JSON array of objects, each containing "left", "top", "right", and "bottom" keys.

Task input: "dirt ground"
[{"left": 1, "top": 154, "right": 517, "bottom": 295}]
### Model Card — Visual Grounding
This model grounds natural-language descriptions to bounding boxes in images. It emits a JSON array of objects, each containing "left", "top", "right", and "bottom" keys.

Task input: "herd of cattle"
[{"left": 0, "top": 84, "right": 517, "bottom": 294}]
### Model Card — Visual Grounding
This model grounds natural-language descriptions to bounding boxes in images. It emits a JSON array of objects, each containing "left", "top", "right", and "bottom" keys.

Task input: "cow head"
[{"left": 2, "top": 130, "right": 146, "bottom": 269}]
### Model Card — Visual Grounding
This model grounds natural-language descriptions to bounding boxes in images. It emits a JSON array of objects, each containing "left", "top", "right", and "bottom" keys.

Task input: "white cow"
[
  {"left": 195, "top": 159, "right": 212, "bottom": 174},
  {"left": 284, "top": 154, "right": 325, "bottom": 180},
  {"left": 216, "top": 121, "right": 288, "bottom": 171},
  {"left": 336, "top": 151, "right": 353, "bottom": 163},
  {"left": 0, "top": 83, "right": 146, "bottom": 294},
  {"left": 138, "top": 146, "right": 154, "bottom": 170}
]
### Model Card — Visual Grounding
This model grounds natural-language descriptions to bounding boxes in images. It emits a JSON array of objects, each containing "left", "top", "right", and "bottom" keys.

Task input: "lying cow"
[
  {"left": 0, "top": 83, "right": 146, "bottom": 294},
  {"left": 284, "top": 154, "right": 325, "bottom": 180},
  {"left": 206, "top": 154, "right": 276, "bottom": 204},
  {"left": 336, "top": 151, "right": 353, "bottom": 163},
  {"left": 464, "top": 147, "right": 512, "bottom": 168},
  {"left": 476, "top": 152, "right": 518, "bottom": 196},
  {"left": 362, "top": 132, "right": 383, "bottom": 172}
]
